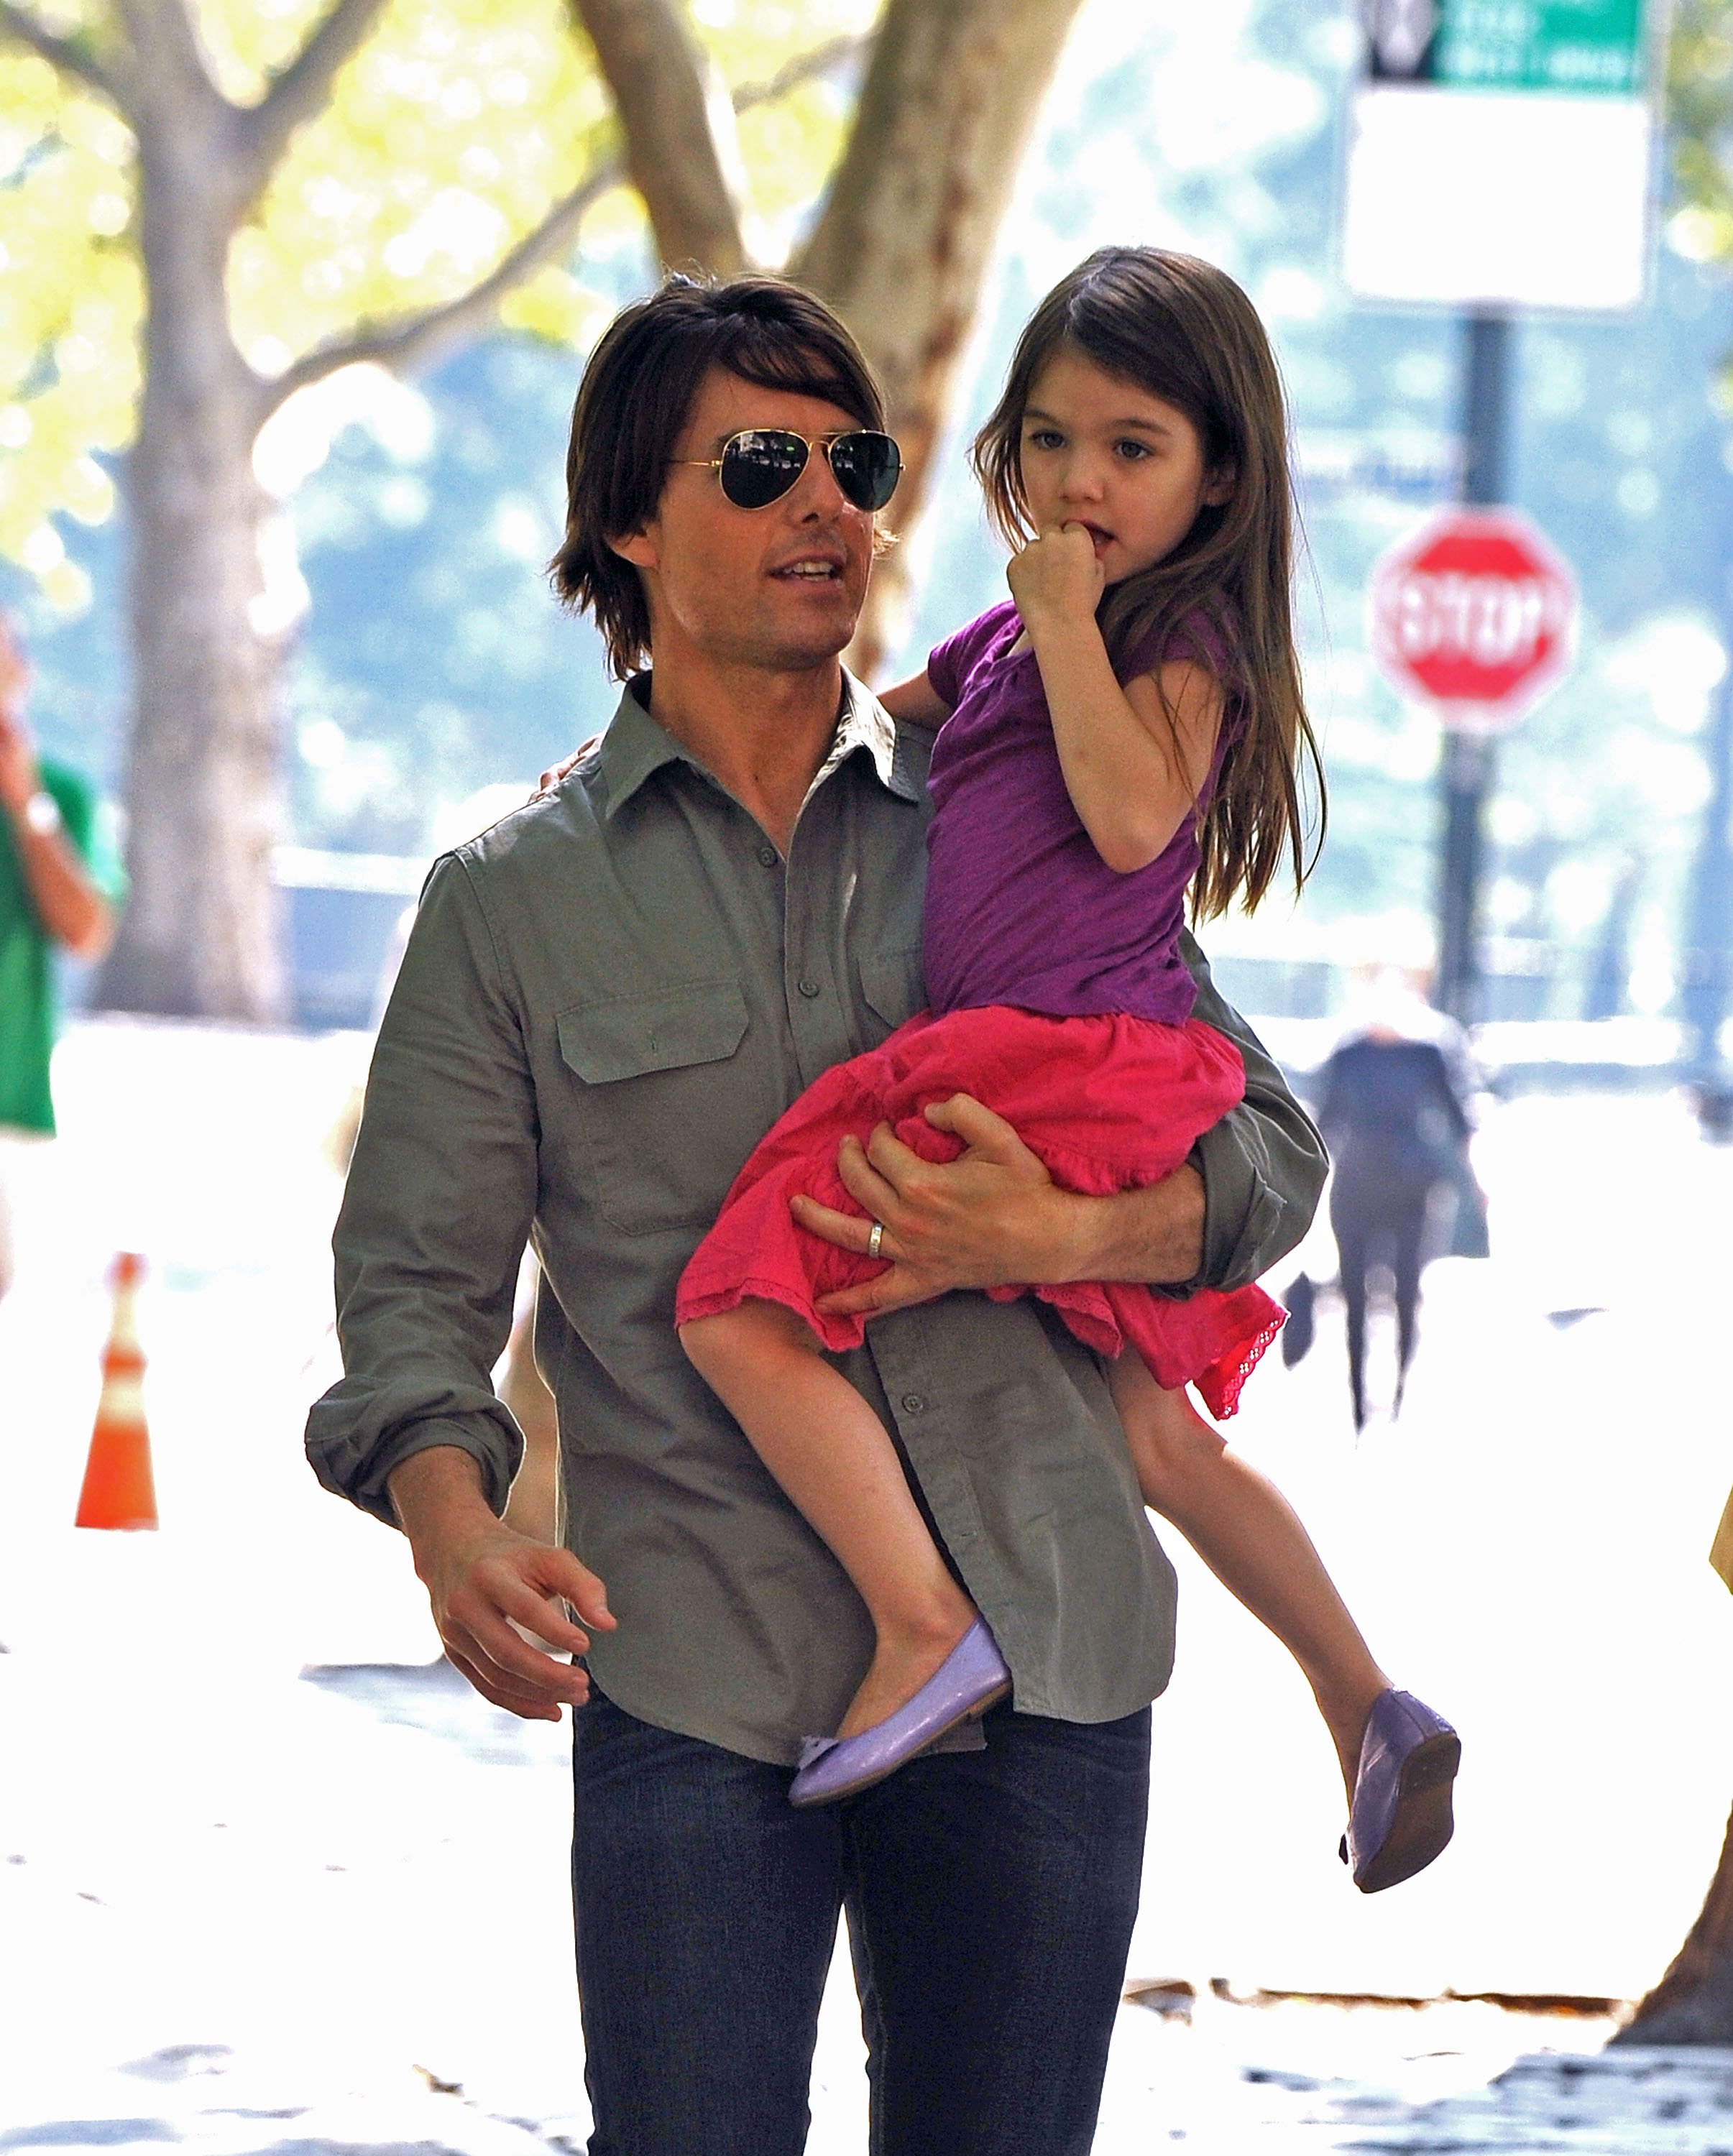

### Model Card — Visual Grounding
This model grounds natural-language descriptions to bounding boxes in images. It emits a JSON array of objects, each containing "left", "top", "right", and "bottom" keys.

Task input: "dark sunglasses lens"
[
  {"left": 828, "top": 432, "right": 901, "bottom": 512},
  {"left": 719, "top": 430, "right": 809, "bottom": 508}
]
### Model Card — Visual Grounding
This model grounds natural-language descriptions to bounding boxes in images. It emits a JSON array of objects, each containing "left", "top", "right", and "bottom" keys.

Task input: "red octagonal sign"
[{"left": 1369, "top": 508, "right": 1577, "bottom": 729}]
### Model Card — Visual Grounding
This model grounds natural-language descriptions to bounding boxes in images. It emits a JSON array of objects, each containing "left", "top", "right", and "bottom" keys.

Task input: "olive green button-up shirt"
[{"left": 305, "top": 676, "right": 1325, "bottom": 1765}]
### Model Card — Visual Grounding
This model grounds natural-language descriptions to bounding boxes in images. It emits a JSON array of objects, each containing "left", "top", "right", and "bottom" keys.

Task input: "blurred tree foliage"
[
  {"left": 0, "top": 0, "right": 866, "bottom": 607},
  {"left": 1665, "top": 0, "right": 1733, "bottom": 283},
  {"left": 0, "top": 0, "right": 1079, "bottom": 1020}
]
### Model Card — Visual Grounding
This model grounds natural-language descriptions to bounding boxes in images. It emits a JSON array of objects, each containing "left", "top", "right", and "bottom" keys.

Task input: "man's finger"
[
  {"left": 789, "top": 1193, "right": 881, "bottom": 1255},
  {"left": 443, "top": 1644, "right": 572, "bottom": 1723},
  {"left": 862, "top": 1121, "right": 956, "bottom": 1199},
  {"left": 814, "top": 1266, "right": 939, "bottom": 1319},
  {"left": 921, "top": 1092, "right": 1030, "bottom": 1159},
  {"left": 452, "top": 1598, "right": 592, "bottom": 1701},
  {"left": 834, "top": 1132, "right": 906, "bottom": 1222},
  {"left": 523, "top": 1544, "right": 616, "bottom": 1631},
  {"left": 494, "top": 1572, "right": 592, "bottom": 1657}
]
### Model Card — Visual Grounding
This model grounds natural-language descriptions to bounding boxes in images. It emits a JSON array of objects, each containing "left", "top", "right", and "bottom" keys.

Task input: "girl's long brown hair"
[{"left": 972, "top": 246, "right": 1324, "bottom": 919}]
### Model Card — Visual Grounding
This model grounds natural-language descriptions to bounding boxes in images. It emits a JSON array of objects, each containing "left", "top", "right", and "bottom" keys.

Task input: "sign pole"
[{"left": 1434, "top": 308, "right": 1513, "bottom": 1023}]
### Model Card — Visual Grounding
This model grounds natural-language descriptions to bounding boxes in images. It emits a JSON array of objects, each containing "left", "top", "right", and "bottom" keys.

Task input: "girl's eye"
[
  {"left": 1026, "top": 428, "right": 1064, "bottom": 451},
  {"left": 1115, "top": 439, "right": 1153, "bottom": 461}
]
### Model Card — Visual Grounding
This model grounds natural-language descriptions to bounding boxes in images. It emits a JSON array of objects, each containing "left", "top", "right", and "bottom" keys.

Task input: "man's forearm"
[
  {"left": 387, "top": 1442, "right": 497, "bottom": 1547},
  {"left": 1052, "top": 1164, "right": 1205, "bottom": 1288}
]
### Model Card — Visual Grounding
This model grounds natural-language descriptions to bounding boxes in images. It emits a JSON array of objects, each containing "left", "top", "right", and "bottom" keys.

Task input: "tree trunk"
[
  {"left": 94, "top": 129, "right": 289, "bottom": 1022},
  {"left": 1614, "top": 1798, "right": 1733, "bottom": 2044},
  {"left": 793, "top": 0, "right": 1086, "bottom": 679}
]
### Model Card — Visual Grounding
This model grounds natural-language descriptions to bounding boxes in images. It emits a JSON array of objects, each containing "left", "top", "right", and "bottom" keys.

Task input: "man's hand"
[
  {"left": 789, "top": 1093, "right": 1073, "bottom": 1319},
  {"left": 387, "top": 1446, "right": 615, "bottom": 1722},
  {"left": 791, "top": 1092, "right": 1209, "bottom": 1319}
]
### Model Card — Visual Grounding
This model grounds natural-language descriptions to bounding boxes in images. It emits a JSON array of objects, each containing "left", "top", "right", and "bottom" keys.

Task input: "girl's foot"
[
  {"left": 1341, "top": 1689, "right": 1461, "bottom": 1893},
  {"left": 837, "top": 1608, "right": 978, "bottom": 1738},
  {"left": 790, "top": 1618, "right": 1011, "bottom": 1807}
]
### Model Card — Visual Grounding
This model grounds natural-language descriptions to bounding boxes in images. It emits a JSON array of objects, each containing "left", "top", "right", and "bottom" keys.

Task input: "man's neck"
[{"left": 644, "top": 647, "right": 847, "bottom": 857}]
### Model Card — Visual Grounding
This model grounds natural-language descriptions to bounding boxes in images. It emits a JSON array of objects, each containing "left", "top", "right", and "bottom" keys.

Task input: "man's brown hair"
[
  {"left": 550, "top": 275, "right": 886, "bottom": 678},
  {"left": 972, "top": 246, "right": 1325, "bottom": 918}
]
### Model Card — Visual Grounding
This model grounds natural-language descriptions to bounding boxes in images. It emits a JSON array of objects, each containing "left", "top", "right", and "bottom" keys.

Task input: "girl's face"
[{"left": 1016, "top": 347, "right": 1233, "bottom": 585}]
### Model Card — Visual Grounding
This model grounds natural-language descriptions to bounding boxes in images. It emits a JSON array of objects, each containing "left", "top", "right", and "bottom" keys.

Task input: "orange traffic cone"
[{"left": 74, "top": 1252, "right": 157, "bottom": 1531}]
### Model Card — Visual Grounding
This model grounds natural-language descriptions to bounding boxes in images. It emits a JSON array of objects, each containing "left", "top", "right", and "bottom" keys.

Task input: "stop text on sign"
[
  {"left": 1369, "top": 508, "right": 1577, "bottom": 728},
  {"left": 1391, "top": 569, "right": 1570, "bottom": 671}
]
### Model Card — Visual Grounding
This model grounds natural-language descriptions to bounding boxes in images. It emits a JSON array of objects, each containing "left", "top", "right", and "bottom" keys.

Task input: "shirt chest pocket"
[
  {"left": 557, "top": 982, "right": 763, "bottom": 1235},
  {"left": 858, "top": 946, "right": 928, "bottom": 1046}
]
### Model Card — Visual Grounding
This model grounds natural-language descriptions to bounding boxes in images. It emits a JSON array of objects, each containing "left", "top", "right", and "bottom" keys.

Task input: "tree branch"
[
  {"left": 570, "top": 0, "right": 746, "bottom": 277},
  {"left": 254, "top": 28, "right": 868, "bottom": 420},
  {"left": 734, "top": 31, "right": 865, "bottom": 115},
  {"left": 0, "top": 0, "right": 122, "bottom": 106},
  {"left": 257, "top": 157, "right": 623, "bottom": 415},
  {"left": 235, "top": 0, "right": 394, "bottom": 208}
]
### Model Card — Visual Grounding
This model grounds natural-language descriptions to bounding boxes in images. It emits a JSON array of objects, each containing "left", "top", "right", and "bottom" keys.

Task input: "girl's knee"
[{"left": 1113, "top": 1363, "right": 1225, "bottom": 1491}]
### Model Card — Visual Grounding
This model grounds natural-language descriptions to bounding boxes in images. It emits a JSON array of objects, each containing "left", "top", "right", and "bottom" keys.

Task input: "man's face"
[{"left": 613, "top": 367, "right": 877, "bottom": 674}]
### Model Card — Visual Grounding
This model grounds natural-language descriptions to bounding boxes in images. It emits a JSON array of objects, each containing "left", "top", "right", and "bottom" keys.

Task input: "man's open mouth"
[{"left": 770, "top": 555, "right": 846, "bottom": 582}]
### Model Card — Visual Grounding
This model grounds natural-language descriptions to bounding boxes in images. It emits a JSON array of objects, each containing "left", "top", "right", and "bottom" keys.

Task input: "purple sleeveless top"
[{"left": 923, "top": 600, "right": 1241, "bottom": 1028}]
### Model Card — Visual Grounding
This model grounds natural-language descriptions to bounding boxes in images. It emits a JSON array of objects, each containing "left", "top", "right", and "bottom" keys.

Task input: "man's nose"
[{"left": 790, "top": 445, "right": 850, "bottom": 520}]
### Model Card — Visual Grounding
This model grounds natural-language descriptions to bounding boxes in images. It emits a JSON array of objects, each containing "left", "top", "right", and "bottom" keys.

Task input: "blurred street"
[{"left": 3, "top": 1020, "right": 1733, "bottom": 2149}]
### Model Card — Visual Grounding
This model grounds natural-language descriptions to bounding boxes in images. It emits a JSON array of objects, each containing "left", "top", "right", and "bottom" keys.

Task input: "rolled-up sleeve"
[
  {"left": 1180, "top": 930, "right": 1328, "bottom": 1294},
  {"left": 305, "top": 854, "right": 538, "bottom": 1526}
]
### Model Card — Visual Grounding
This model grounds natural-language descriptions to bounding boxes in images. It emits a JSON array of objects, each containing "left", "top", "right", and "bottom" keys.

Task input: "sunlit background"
[{"left": 5, "top": 1, "right": 1733, "bottom": 2150}]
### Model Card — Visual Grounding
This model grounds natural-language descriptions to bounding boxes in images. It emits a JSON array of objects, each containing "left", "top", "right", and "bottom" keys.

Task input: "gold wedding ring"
[{"left": 867, "top": 1221, "right": 884, "bottom": 1260}]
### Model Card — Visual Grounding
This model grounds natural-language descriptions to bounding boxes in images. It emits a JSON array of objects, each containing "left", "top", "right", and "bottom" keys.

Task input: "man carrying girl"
[{"left": 310, "top": 265, "right": 1347, "bottom": 2154}]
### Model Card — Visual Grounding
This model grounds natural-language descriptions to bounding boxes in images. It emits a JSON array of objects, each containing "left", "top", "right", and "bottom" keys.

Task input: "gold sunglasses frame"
[{"left": 669, "top": 428, "right": 902, "bottom": 511}]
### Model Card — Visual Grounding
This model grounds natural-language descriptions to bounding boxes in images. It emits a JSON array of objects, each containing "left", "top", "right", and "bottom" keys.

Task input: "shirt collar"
[{"left": 597, "top": 670, "right": 922, "bottom": 820}]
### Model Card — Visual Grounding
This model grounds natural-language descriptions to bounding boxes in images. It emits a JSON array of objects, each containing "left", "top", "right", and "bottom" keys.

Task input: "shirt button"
[
  {"left": 798, "top": 978, "right": 821, "bottom": 999},
  {"left": 758, "top": 844, "right": 778, "bottom": 866},
  {"left": 901, "top": 1393, "right": 927, "bottom": 1414}
]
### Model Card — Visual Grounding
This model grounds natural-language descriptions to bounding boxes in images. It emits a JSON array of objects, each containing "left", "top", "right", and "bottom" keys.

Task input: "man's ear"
[
  {"left": 608, "top": 525, "right": 658, "bottom": 570},
  {"left": 1202, "top": 461, "right": 1237, "bottom": 509}
]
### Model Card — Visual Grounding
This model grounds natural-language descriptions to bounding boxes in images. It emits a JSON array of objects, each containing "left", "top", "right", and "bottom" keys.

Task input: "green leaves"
[{"left": 0, "top": 0, "right": 874, "bottom": 604}]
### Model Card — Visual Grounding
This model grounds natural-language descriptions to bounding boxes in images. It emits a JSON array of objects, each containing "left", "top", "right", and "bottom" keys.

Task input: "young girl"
[{"left": 677, "top": 247, "right": 1458, "bottom": 1893}]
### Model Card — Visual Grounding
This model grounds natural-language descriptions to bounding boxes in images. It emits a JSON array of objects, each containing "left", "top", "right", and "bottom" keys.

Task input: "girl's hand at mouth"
[{"left": 1006, "top": 521, "right": 1108, "bottom": 637}]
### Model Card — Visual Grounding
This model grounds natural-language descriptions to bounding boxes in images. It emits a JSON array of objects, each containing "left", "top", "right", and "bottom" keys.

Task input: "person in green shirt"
[{"left": 0, "top": 612, "right": 122, "bottom": 1300}]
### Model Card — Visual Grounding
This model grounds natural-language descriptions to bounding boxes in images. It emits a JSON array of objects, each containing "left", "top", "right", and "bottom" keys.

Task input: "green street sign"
[{"left": 1433, "top": 0, "right": 1647, "bottom": 95}]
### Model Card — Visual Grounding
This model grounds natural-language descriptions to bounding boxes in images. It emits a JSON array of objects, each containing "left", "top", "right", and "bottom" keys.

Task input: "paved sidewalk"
[{"left": 6, "top": 1024, "right": 1733, "bottom": 2149}]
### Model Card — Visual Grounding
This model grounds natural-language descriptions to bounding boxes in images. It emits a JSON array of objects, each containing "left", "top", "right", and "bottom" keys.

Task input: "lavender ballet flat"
[
  {"left": 1341, "top": 1687, "right": 1461, "bottom": 1894},
  {"left": 789, "top": 1618, "right": 1011, "bottom": 1808}
]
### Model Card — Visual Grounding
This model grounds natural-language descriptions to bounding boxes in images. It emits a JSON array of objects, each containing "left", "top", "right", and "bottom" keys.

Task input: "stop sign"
[{"left": 1369, "top": 508, "right": 1576, "bottom": 727}]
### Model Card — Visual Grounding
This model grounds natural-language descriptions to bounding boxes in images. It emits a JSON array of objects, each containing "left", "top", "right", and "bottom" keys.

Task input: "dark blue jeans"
[{"left": 571, "top": 1690, "right": 1151, "bottom": 2155}]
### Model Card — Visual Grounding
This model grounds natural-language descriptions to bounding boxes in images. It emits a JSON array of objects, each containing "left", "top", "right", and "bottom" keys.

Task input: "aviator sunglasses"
[{"left": 672, "top": 428, "right": 903, "bottom": 513}]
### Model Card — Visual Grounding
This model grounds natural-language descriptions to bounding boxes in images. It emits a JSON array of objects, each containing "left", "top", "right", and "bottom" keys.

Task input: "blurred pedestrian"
[
  {"left": 1309, "top": 968, "right": 1484, "bottom": 1429},
  {"left": 0, "top": 612, "right": 121, "bottom": 1303}
]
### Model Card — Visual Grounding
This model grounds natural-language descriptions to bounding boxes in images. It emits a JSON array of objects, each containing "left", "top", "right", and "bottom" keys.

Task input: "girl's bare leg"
[
  {"left": 681, "top": 1300, "right": 978, "bottom": 1738},
  {"left": 1109, "top": 1352, "right": 1391, "bottom": 1801}
]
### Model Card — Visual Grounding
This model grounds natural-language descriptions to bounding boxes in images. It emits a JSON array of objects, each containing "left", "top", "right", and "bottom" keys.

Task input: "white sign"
[{"left": 1340, "top": 0, "right": 1660, "bottom": 314}]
